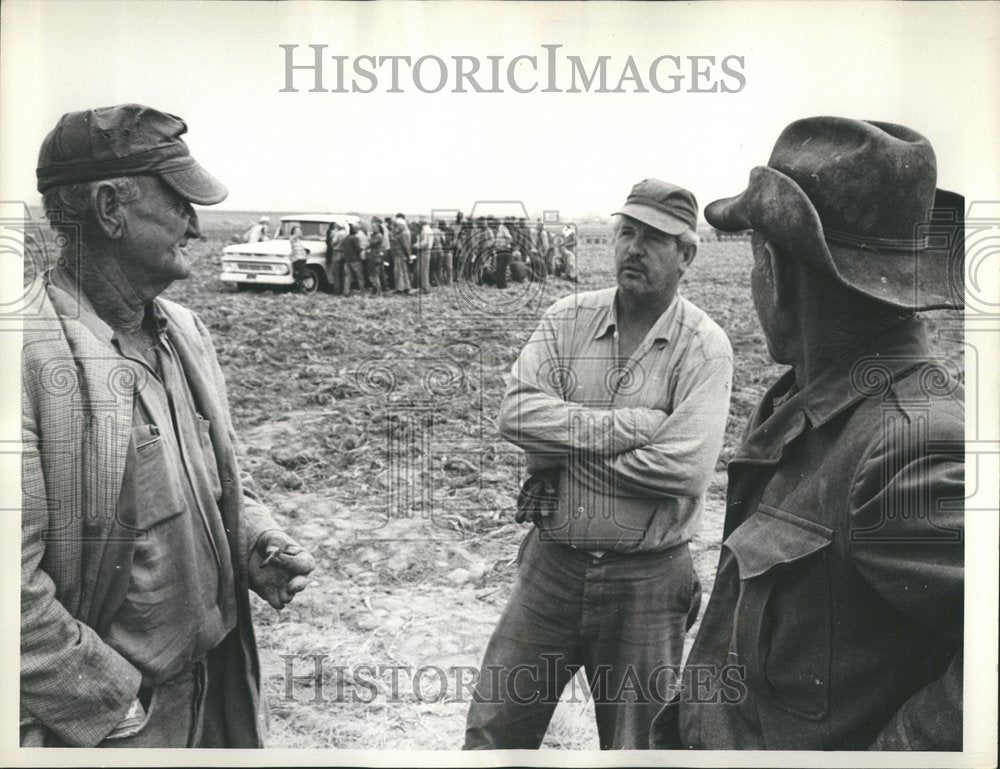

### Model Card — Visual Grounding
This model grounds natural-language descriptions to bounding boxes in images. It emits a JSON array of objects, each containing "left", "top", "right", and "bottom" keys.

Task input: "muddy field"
[{"left": 156, "top": 222, "right": 957, "bottom": 749}]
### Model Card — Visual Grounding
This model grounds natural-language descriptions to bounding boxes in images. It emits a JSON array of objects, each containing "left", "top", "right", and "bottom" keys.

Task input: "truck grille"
[{"left": 235, "top": 262, "right": 278, "bottom": 273}]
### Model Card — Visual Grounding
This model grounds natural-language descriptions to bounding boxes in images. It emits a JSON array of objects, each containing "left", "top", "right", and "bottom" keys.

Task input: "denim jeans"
[{"left": 464, "top": 528, "right": 701, "bottom": 750}]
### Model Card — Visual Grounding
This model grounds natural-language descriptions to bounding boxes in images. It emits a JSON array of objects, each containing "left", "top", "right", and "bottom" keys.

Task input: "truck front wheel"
[{"left": 296, "top": 266, "right": 324, "bottom": 294}]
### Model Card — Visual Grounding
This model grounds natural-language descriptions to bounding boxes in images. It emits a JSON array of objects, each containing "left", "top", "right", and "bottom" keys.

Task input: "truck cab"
[{"left": 220, "top": 213, "right": 361, "bottom": 293}]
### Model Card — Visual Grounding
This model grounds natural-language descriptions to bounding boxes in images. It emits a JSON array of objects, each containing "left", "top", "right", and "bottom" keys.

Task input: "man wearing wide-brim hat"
[
  {"left": 21, "top": 104, "right": 315, "bottom": 747},
  {"left": 651, "top": 117, "right": 964, "bottom": 750}
]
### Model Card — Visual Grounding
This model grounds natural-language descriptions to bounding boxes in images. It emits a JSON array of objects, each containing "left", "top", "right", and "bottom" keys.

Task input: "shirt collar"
[
  {"left": 594, "top": 290, "right": 681, "bottom": 343},
  {"left": 734, "top": 319, "right": 930, "bottom": 463}
]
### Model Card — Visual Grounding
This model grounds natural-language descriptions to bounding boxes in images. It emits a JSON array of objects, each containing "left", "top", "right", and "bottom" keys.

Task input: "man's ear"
[
  {"left": 90, "top": 182, "right": 126, "bottom": 240},
  {"left": 679, "top": 242, "right": 698, "bottom": 274},
  {"left": 764, "top": 240, "right": 794, "bottom": 309}
]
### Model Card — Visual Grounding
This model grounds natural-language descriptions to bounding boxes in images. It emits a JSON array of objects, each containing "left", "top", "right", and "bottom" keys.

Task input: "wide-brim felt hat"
[{"left": 705, "top": 117, "right": 964, "bottom": 311}]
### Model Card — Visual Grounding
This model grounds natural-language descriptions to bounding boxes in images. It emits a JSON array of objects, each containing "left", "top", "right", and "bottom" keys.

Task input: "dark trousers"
[
  {"left": 464, "top": 529, "right": 701, "bottom": 750},
  {"left": 365, "top": 258, "right": 384, "bottom": 294},
  {"left": 97, "top": 646, "right": 230, "bottom": 748},
  {"left": 493, "top": 248, "right": 511, "bottom": 288},
  {"left": 328, "top": 254, "right": 343, "bottom": 294},
  {"left": 342, "top": 261, "right": 365, "bottom": 296}
]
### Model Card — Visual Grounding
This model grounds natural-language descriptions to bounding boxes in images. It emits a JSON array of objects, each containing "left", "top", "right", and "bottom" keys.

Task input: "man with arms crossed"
[
  {"left": 651, "top": 117, "right": 964, "bottom": 750},
  {"left": 465, "top": 180, "right": 733, "bottom": 749},
  {"left": 21, "top": 104, "right": 315, "bottom": 747}
]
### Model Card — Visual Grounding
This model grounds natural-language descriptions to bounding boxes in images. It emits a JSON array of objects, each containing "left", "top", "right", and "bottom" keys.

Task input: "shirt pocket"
[
  {"left": 196, "top": 415, "right": 223, "bottom": 502},
  {"left": 723, "top": 504, "right": 834, "bottom": 721},
  {"left": 131, "top": 424, "right": 185, "bottom": 530}
]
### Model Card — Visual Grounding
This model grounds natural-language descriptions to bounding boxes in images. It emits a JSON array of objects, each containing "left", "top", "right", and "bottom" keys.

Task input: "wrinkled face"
[
  {"left": 120, "top": 175, "right": 200, "bottom": 285},
  {"left": 614, "top": 215, "right": 693, "bottom": 306}
]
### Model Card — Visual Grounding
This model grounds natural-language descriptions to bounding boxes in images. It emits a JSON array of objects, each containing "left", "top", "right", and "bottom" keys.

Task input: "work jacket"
[
  {"left": 21, "top": 271, "right": 279, "bottom": 747},
  {"left": 652, "top": 320, "right": 964, "bottom": 750}
]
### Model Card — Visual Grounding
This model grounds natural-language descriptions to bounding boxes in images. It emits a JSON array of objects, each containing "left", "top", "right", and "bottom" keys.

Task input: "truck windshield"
[{"left": 280, "top": 221, "right": 329, "bottom": 239}]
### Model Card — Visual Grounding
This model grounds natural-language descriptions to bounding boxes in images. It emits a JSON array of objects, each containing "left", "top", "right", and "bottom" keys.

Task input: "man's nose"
[
  {"left": 627, "top": 233, "right": 646, "bottom": 256},
  {"left": 185, "top": 207, "right": 202, "bottom": 239}
]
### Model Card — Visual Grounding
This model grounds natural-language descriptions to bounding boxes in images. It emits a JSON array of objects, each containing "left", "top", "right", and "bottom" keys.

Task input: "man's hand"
[
  {"left": 248, "top": 530, "right": 316, "bottom": 610},
  {"left": 515, "top": 470, "right": 560, "bottom": 525}
]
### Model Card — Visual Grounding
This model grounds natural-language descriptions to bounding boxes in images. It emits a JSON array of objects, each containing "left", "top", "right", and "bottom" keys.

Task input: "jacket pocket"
[
  {"left": 723, "top": 504, "right": 834, "bottom": 720},
  {"left": 131, "top": 425, "right": 185, "bottom": 530}
]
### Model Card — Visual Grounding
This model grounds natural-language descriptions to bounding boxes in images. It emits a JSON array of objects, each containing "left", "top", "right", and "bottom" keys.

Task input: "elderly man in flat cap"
[
  {"left": 651, "top": 117, "right": 965, "bottom": 751},
  {"left": 464, "top": 180, "right": 733, "bottom": 750},
  {"left": 21, "top": 104, "right": 315, "bottom": 748}
]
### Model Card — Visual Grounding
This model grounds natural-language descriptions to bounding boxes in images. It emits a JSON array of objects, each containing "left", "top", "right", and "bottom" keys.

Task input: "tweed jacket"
[{"left": 20, "top": 270, "right": 279, "bottom": 747}]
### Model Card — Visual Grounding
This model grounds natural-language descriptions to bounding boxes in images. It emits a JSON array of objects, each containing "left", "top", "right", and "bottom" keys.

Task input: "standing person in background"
[
  {"left": 394, "top": 213, "right": 416, "bottom": 287},
  {"left": 473, "top": 216, "right": 495, "bottom": 285},
  {"left": 389, "top": 217, "right": 412, "bottom": 295},
  {"left": 356, "top": 220, "right": 369, "bottom": 256},
  {"left": 456, "top": 214, "right": 474, "bottom": 282},
  {"left": 436, "top": 220, "right": 453, "bottom": 286},
  {"left": 514, "top": 218, "right": 532, "bottom": 272},
  {"left": 451, "top": 212, "right": 465, "bottom": 280},
  {"left": 326, "top": 222, "right": 346, "bottom": 296},
  {"left": 493, "top": 216, "right": 513, "bottom": 289},
  {"left": 244, "top": 215, "right": 270, "bottom": 243},
  {"left": 558, "top": 223, "right": 578, "bottom": 282},
  {"left": 340, "top": 223, "right": 365, "bottom": 298},
  {"left": 426, "top": 220, "right": 445, "bottom": 288},
  {"left": 366, "top": 216, "right": 386, "bottom": 296},
  {"left": 416, "top": 218, "right": 433, "bottom": 294},
  {"left": 288, "top": 224, "right": 308, "bottom": 291},
  {"left": 532, "top": 219, "right": 553, "bottom": 276}
]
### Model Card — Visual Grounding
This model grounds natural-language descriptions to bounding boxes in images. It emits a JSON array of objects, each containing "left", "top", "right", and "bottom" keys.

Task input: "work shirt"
[
  {"left": 68, "top": 290, "right": 237, "bottom": 686},
  {"left": 653, "top": 319, "right": 964, "bottom": 750},
  {"left": 500, "top": 288, "right": 733, "bottom": 552}
]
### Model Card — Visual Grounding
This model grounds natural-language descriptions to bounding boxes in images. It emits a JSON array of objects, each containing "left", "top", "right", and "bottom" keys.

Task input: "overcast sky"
[{"left": 2, "top": 0, "right": 998, "bottom": 220}]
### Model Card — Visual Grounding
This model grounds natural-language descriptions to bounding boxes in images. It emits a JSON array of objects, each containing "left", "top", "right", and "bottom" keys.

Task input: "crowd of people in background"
[
  {"left": 325, "top": 213, "right": 579, "bottom": 297},
  {"left": 245, "top": 212, "right": 579, "bottom": 296}
]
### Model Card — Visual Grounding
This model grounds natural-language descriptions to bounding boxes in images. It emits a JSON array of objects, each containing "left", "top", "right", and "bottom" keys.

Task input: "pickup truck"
[{"left": 219, "top": 213, "right": 360, "bottom": 293}]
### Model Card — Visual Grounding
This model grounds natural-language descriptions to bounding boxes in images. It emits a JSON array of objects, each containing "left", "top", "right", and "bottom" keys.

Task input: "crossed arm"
[{"left": 498, "top": 309, "right": 732, "bottom": 498}]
